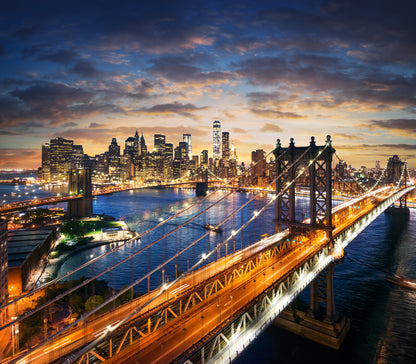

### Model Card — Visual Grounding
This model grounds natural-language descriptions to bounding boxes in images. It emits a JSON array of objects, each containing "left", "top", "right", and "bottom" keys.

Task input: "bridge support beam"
[{"left": 274, "top": 262, "right": 349, "bottom": 349}]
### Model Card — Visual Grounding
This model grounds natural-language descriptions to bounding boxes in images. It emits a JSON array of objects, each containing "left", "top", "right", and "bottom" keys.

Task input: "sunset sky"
[{"left": 0, "top": 0, "right": 415, "bottom": 169}]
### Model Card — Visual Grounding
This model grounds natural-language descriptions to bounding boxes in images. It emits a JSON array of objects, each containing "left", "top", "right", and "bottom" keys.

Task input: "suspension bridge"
[
  {"left": 0, "top": 136, "right": 414, "bottom": 364},
  {"left": 0, "top": 180, "right": 222, "bottom": 215}
]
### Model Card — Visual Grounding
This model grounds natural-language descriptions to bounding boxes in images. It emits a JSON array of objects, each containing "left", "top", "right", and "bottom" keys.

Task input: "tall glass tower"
[
  {"left": 213, "top": 120, "right": 221, "bottom": 159},
  {"left": 183, "top": 133, "right": 192, "bottom": 158}
]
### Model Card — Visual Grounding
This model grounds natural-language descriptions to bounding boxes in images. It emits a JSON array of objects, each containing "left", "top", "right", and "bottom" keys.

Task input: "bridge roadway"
[
  {"left": 104, "top": 187, "right": 395, "bottom": 363},
  {"left": 8, "top": 186, "right": 407, "bottom": 364}
]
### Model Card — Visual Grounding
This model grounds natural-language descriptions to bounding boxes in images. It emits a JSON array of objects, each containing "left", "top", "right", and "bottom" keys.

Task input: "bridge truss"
[{"left": 1, "top": 137, "right": 414, "bottom": 364}]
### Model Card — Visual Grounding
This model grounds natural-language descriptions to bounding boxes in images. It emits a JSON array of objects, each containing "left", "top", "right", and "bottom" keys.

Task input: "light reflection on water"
[{"left": 3, "top": 179, "right": 415, "bottom": 363}]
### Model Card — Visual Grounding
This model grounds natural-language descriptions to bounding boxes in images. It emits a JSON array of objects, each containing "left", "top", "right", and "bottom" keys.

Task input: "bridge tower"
[
  {"left": 196, "top": 169, "right": 208, "bottom": 196},
  {"left": 386, "top": 159, "right": 410, "bottom": 215},
  {"left": 67, "top": 168, "right": 93, "bottom": 218},
  {"left": 273, "top": 136, "right": 349, "bottom": 349},
  {"left": 273, "top": 135, "right": 334, "bottom": 239}
]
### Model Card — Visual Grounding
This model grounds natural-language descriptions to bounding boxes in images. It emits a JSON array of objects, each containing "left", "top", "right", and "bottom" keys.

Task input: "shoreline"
[{"left": 42, "top": 232, "right": 138, "bottom": 281}]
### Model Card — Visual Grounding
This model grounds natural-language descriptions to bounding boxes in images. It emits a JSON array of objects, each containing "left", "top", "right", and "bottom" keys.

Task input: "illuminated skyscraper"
[
  {"left": 140, "top": 133, "right": 147, "bottom": 156},
  {"left": 49, "top": 137, "right": 74, "bottom": 180},
  {"left": 154, "top": 134, "right": 166, "bottom": 153},
  {"left": 108, "top": 138, "right": 121, "bottom": 179},
  {"left": 200, "top": 150, "right": 208, "bottom": 165},
  {"left": 213, "top": 120, "right": 221, "bottom": 159},
  {"left": 222, "top": 132, "right": 230, "bottom": 161},
  {"left": 183, "top": 133, "right": 192, "bottom": 158}
]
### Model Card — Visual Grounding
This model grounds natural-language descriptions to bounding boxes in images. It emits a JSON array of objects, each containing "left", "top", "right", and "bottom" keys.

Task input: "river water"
[{"left": 2, "top": 180, "right": 415, "bottom": 363}]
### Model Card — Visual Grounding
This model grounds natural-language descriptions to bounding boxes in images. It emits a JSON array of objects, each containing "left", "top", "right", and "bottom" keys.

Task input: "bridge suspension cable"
[
  {"left": 2, "top": 147, "right": 290, "bottom": 342},
  {"left": 1, "top": 147, "right": 282, "bottom": 317},
  {"left": 334, "top": 151, "right": 388, "bottom": 194},
  {"left": 9, "top": 147, "right": 293, "bottom": 363},
  {"left": 65, "top": 144, "right": 320, "bottom": 363}
]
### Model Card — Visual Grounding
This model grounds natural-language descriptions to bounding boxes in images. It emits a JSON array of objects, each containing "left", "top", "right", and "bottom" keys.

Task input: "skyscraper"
[
  {"left": 183, "top": 134, "right": 192, "bottom": 158},
  {"left": 154, "top": 134, "right": 166, "bottom": 153},
  {"left": 41, "top": 142, "right": 50, "bottom": 180},
  {"left": 108, "top": 138, "right": 120, "bottom": 157},
  {"left": 222, "top": 132, "right": 230, "bottom": 161},
  {"left": 49, "top": 137, "right": 74, "bottom": 180},
  {"left": 252, "top": 149, "right": 266, "bottom": 179},
  {"left": 213, "top": 120, "right": 221, "bottom": 159},
  {"left": 108, "top": 138, "right": 121, "bottom": 179},
  {"left": 200, "top": 150, "right": 208, "bottom": 166},
  {"left": 124, "top": 136, "right": 136, "bottom": 157},
  {"left": 71, "top": 145, "right": 84, "bottom": 169},
  {"left": 140, "top": 133, "right": 147, "bottom": 156}
]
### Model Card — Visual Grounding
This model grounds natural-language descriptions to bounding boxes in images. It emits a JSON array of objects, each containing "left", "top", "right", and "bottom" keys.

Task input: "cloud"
[
  {"left": 230, "top": 128, "right": 247, "bottom": 134},
  {"left": 89, "top": 122, "right": 106, "bottom": 129},
  {"left": 147, "top": 55, "right": 234, "bottom": 84},
  {"left": 69, "top": 61, "right": 104, "bottom": 78},
  {"left": 260, "top": 123, "right": 284, "bottom": 133},
  {"left": 250, "top": 108, "right": 304, "bottom": 119},
  {"left": 135, "top": 102, "right": 208, "bottom": 118},
  {"left": 39, "top": 49, "right": 78, "bottom": 65},
  {"left": 0, "top": 130, "right": 19, "bottom": 135},
  {"left": 0, "top": 148, "right": 40, "bottom": 169},
  {"left": 333, "top": 133, "right": 363, "bottom": 140},
  {"left": 13, "top": 26, "right": 38, "bottom": 39},
  {"left": 1, "top": 81, "right": 125, "bottom": 127},
  {"left": 368, "top": 119, "right": 416, "bottom": 133},
  {"left": 236, "top": 55, "right": 416, "bottom": 110},
  {"left": 339, "top": 143, "right": 416, "bottom": 151}
]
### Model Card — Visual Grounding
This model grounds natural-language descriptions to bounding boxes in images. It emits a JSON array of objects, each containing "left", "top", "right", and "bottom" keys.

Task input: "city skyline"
[{"left": 1, "top": 0, "right": 415, "bottom": 169}]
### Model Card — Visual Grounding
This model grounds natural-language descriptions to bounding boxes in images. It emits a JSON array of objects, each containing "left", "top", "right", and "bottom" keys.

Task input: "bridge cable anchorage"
[
  {"left": 3, "top": 147, "right": 292, "bottom": 361},
  {"left": 64, "top": 144, "right": 322, "bottom": 363},
  {"left": 0, "top": 147, "right": 288, "bottom": 322}
]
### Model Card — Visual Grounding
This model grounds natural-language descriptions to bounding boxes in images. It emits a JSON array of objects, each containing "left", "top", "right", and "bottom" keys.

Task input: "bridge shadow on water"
[{"left": 236, "top": 211, "right": 414, "bottom": 364}]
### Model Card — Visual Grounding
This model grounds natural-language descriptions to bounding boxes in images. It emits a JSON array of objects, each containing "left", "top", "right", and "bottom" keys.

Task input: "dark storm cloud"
[
  {"left": 368, "top": 119, "right": 416, "bottom": 133},
  {"left": 136, "top": 102, "right": 208, "bottom": 118}
]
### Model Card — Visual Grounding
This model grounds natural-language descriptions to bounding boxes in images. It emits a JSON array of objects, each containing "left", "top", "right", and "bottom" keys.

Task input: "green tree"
[
  {"left": 61, "top": 220, "right": 87, "bottom": 238},
  {"left": 85, "top": 295, "right": 104, "bottom": 312}
]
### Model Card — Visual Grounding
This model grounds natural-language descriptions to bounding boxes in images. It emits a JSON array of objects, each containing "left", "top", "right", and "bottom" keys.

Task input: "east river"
[{"left": 2, "top": 180, "right": 416, "bottom": 363}]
